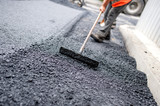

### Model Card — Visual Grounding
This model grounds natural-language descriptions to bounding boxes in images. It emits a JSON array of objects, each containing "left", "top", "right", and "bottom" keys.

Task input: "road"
[
  {"left": 0, "top": 0, "right": 84, "bottom": 56},
  {"left": 0, "top": 0, "right": 157, "bottom": 106}
]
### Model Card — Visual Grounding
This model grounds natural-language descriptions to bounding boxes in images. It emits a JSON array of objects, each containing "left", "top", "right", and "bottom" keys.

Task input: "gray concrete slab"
[
  {"left": 0, "top": 0, "right": 84, "bottom": 55},
  {"left": 119, "top": 25, "right": 160, "bottom": 106}
]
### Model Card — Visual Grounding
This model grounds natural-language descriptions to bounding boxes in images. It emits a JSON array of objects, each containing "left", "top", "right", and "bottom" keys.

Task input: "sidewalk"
[{"left": 119, "top": 25, "right": 160, "bottom": 106}]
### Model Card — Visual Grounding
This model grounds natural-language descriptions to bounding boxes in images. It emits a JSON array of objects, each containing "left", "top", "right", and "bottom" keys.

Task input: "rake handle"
[{"left": 79, "top": 11, "right": 102, "bottom": 54}]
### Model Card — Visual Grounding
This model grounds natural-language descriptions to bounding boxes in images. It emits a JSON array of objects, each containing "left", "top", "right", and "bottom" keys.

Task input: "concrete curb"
[{"left": 119, "top": 25, "right": 160, "bottom": 106}]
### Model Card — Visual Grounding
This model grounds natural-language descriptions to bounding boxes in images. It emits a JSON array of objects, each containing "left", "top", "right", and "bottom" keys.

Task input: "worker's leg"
[
  {"left": 91, "top": 3, "right": 129, "bottom": 42},
  {"left": 99, "top": 2, "right": 112, "bottom": 27},
  {"left": 104, "top": 2, "right": 112, "bottom": 22},
  {"left": 100, "top": 4, "right": 128, "bottom": 34}
]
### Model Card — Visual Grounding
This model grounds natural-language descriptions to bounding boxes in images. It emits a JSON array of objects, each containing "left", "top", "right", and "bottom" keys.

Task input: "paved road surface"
[{"left": 0, "top": 0, "right": 84, "bottom": 56}]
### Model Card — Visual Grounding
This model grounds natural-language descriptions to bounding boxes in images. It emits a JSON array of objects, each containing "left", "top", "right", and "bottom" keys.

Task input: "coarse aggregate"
[
  {"left": 0, "top": 0, "right": 157, "bottom": 106},
  {"left": 0, "top": 43, "right": 157, "bottom": 106}
]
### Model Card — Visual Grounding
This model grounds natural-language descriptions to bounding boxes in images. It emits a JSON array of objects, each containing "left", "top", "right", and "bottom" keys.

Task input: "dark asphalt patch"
[{"left": 0, "top": 44, "right": 157, "bottom": 106}]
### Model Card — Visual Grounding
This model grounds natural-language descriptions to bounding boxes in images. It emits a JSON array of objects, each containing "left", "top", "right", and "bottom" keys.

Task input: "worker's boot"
[{"left": 91, "top": 31, "right": 110, "bottom": 43}]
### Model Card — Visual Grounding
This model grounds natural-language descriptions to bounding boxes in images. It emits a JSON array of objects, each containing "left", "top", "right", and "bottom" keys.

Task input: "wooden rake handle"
[{"left": 79, "top": 11, "right": 102, "bottom": 54}]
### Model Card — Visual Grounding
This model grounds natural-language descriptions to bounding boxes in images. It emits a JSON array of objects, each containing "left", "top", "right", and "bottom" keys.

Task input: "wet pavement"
[{"left": 0, "top": 0, "right": 157, "bottom": 106}]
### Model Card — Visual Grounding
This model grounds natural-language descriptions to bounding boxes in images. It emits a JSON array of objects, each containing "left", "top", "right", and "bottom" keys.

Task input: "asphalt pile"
[
  {"left": 0, "top": 0, "right": 157, "bottom": 106},
  {"left": 0, "top": 43, "right": 156, "bottom": 106}
]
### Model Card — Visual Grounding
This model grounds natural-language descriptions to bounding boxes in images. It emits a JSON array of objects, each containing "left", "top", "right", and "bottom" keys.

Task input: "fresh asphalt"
[{"left": 0, "top": 0, "right": 157, "bottom": 106}]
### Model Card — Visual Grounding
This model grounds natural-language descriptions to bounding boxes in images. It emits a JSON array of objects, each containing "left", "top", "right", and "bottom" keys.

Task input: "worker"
[{"left": 91, "top": 0, "right": 132, "bottom": 42}]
